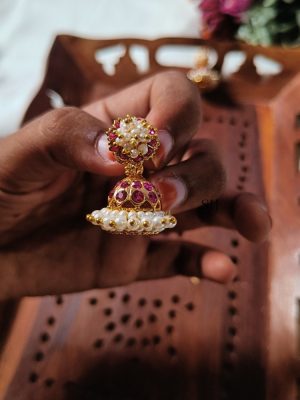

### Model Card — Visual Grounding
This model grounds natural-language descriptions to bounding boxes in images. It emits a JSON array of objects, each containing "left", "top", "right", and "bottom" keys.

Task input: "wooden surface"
[{"left": 0, "top": 36, "right": 299, "bottom": 400}]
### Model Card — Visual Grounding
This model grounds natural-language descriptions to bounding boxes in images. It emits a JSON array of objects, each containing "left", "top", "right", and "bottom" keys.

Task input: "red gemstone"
[
  {"left": 120, "top": 181, "right": 130, "bottom": 188},
  {"left": 132, "top": 181, "right": 142, "bottom": 189},
  {"left": 116, "top": 190, "right": 127, "bottom": 201},
  {"left": 149, "top": 139, "right": 158, "bottom": 147},
  {"left": 145, "top": 147, "right": 154, "bottom": 157},
  {"left": 108, "top": 132, "right": 117, "bottom": 141},
  {"left": 117, "top": 151, "right": 129, "bottom": 160},
  {"left": 148, "top": 191, "right": 158, "bottom": 203},
  {"left": 132, "top": 190, "right": 144, "bottom": 203},
  {"left": 133, "top": 155, "right": 143, "bottom": 162},
  {"left": 110, "top": 145, "right": 119, "bottom": 152},
  {"left": 114, "top": 121, "right": 120, "bottom": 128},
  {"left": 144, "top": 182, "right": 154, "bottom": 191}
]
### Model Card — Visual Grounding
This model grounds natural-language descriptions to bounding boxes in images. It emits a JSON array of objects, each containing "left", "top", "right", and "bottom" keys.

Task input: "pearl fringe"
[{"left": 87, "top": 208, "right": 177, "bottom": 234}]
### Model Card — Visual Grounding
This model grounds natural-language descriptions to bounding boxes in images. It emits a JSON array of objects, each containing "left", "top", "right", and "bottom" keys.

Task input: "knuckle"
[
  {"left": 40, "top": 107, "right": 80, "bottom": 139},
  {"left": 154, "top": 70, "right": 202, "bottom": 132},
  {"left": 191, "top": 153, "right": 226, "bottom": 200},
  {"left": 207, "top": 158, "right": 226, "bottom": 198}
]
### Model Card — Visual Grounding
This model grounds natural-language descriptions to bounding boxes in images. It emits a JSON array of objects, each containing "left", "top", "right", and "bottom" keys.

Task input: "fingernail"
[
  {"left": 256, "top": 203, "right": 273, "bottom": 233},
  {"left": 153, "top": 130, "right": 174, "bottom": 168},
  {"left": 256, "top": 200, "right": 268, "bottom": 213},
  {"left": 96, "top": 133, "right": 117, "bottom": 164},
  {"left": 202, "top": 251, "right": 237, "bottom": 283},
  {"left": 152, "top": 176, "right": 187, "bottom": 210}
]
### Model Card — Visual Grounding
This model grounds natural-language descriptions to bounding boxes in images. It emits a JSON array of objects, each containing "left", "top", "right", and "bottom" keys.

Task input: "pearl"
[
  {"left": 137, "top": 211, "right": 145, "bottom": 219},
  {"left": 92, "top": 210, "right": 101, "bottom": 219},
  {"left": 130, "top": 149, "right": 138, "bottom": 158},
  {"left": 152, "top": 216, "right": 162, "bottom": 231},
  {"left": 102, "top": 217, "right": 109, "bottom": 226},
  {"left": 128, "top": 211, "right": 136, "bottom": 219},
  {"left": 138, "top": 143, "right": 148, "bottom": 155},
  {"left": 118, "top": 210, "right": 128, "bottom": 219},
  {"left": 115, "top": 217, "right": 127, "bottom": 231}
]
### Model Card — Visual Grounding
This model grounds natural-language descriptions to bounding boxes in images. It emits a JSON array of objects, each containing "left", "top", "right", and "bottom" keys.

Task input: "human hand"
[{"left": 0, "top": 71, "right": 271, "bottom": 299}]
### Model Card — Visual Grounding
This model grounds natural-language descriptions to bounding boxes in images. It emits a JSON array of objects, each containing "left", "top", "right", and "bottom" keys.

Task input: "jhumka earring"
[
  {"left": 187, "top": 48, "right": 220, "bottom": 91},
  {"left": 86, "top": 115, "right": 177, "bottom": 235}
]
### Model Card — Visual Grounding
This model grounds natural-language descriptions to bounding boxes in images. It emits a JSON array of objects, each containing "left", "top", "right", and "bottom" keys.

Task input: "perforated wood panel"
[{"left": 0, "top": 96, "right": 268, "bottom": 399}]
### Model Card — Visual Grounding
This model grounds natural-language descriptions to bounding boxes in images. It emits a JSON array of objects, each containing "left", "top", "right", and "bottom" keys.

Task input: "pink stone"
[
  {"left": 133, "top": 155, "right": 143, "bottom": 162},
  {"left": 132, "top": 181, "right": 142, "bottom": 189},
  {"left": 114, "top": 121, "right": 120, "bottom": 128},
  {"left": 148, "top": 191, "right": 158, "bottom": 203},
  {"left": 116, "top": 190, "right": 127, "bottom": 202},
  {"left": 108, "top": 132, "right": 117, "bottom": 141},
  {"left": 109, "top": 145, "right": 119, "bottom": 152},
  {"left": 149, "top": 139, "right": 158, "bottom": 147},
  {"left": 145, "top": 147, "right": 154, "bottom": 157},
  {"left": 120, "top": 181, "right": 130, "bottom": 188},
  {"left": 132, "top": 190, "right": 144, "bottom": 203},
  {"left": 149, "top": 128, "right": 155, "bottom": 135},
  {"left": 117, "top": 151, "right": 129, "bottom": 160},
  {"left": 143, "top": 182, "right": 154, "bottom": 191}
]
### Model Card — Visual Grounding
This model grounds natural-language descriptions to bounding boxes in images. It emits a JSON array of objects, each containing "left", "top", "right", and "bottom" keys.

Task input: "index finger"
[{"left": 84, "top": 71, "right": 202, "bottom": 168}]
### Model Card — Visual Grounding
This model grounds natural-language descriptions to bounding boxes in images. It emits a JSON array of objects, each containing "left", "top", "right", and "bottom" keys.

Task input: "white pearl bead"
[
  {"left": 152, "top": 216, "right": 162, "bottom": 231},
  {"left": 130, "top": 149, "right": 138, "bottom": 158},
  {"left": 131, "top": 128, "right": 139, "bottom": 136},
  {"left": 115, "top": 218, "right": 127, "bottom": 231},
  {"left": 118, "top": 210, "right": 128, "bottom": 219},
  {"left": 102, "top": 217, "right": 109, "bottom": 226},
  {"left": 138, "top": 143, "right": 148, "bottom": 155}
]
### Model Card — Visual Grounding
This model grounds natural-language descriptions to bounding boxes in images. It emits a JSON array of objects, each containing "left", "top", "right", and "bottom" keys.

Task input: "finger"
[
  {"left": 138, "top": 240, "right": 237, "bottom": 284},
  {"left": 149, "top": 139, "right": 226, "bottom": 213},
  {"left": 84, "top": 70, "right": 202, "bottom": 169},
  {"left": 177, "top": 192, "right": 272, "bottom": 243},
  {"left": 0, "top": 107, "right": 123, "bottom": 193},
  {"left": 0, "top": 234, "right": 234, "bottom": 300}
]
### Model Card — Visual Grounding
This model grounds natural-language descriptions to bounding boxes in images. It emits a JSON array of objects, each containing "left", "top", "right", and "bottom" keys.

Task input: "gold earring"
[
  {"left": 86, "top": 115, "right": 177, "bottom": 235},
  {"left": 187, "top": 48, "right": 220, "bottom": 91}
]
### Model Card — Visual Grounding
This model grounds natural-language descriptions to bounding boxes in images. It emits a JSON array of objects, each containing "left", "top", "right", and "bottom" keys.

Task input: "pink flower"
[
  {"left": 199, "top": 0, "right": 253, "bottom": 39},
  {"left": 220, "top": 0, "right": 253, "bottom": 17}
]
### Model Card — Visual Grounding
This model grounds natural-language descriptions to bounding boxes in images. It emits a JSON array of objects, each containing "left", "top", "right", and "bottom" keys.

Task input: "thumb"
[{"left": 0, "top": 107, "right": 123, "bottom": 192}]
